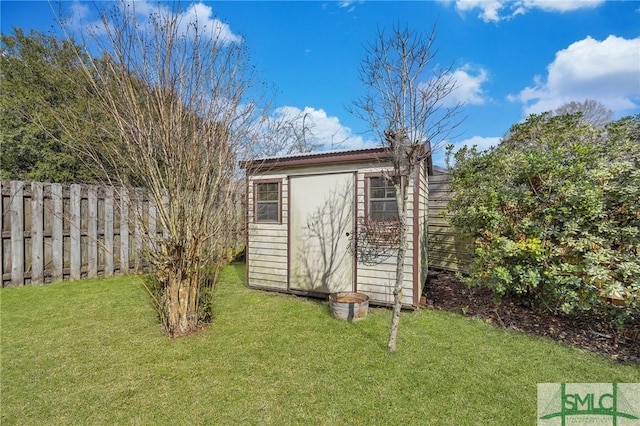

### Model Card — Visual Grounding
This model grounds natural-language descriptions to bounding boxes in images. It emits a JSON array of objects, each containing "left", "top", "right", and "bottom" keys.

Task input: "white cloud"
[
  {"left": 445, "top": 65, "right": 490, "bottom": 106},
  {"left": 418, "top": 64, "right": 490, "bottom": 109},
  {"left": 64, "top": 2, "right": 107, "bottom": 36},
  {"left": 69, "top": 2, "right": 90, "bottom": 23},
  {"left": 67, "top": 1, "right": 241, "bottom": 44},
  {"left": 450, "top": 0, "right": 604, "bottom": 22},
  {"left": 454, "top": 0, "right": 504, "bottom": 22},
  {"left": 273, "top": 106, "right": 375, "bottom": 150},
  {"left": 338, "top": 0, "right": 362, "bottom": 12},
  {"left": 518, "top": 0, "right": 602, "bottom": 13},
  {"left": 173, "top": 2, "right": 242, "bottom": 44},
  {"left": 511, "top": 35, "right": 640, "bottom": 115}
]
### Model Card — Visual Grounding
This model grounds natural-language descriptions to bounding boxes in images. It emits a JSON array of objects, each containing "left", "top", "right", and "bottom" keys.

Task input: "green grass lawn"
[{"left": 1, "top": 263, "right": 638, "bottom": 425}]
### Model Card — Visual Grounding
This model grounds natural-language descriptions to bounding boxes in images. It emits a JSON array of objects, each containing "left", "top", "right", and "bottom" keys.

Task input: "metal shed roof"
[{"left": 241, "top": 143, "right": 432, "bottom": 173}]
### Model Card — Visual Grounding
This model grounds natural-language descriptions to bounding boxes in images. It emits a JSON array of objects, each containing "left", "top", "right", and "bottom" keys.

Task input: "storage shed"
[{"left": 241, "top": 145, "right": 433, "bottom": 308}]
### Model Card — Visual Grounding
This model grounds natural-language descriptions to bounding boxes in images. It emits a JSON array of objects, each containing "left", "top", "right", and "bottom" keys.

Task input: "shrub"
[{"left": 447, "top": 113, "right": 639, "bottom": 331}]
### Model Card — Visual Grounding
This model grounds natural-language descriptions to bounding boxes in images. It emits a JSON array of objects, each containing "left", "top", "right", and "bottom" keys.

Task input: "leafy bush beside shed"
[{"left": 447, "top": 113, "right": 640, "bottom": 331}]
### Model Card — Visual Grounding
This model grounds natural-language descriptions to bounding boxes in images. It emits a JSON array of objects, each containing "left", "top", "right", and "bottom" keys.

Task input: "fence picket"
[
  {"left": 134, "top": 189, "right": 143, "bottom": 272},
  {"left": 70, "top": 184, "right": 82, "bottom": 280},
  {"left": 88, "top": 185, "right": 98, "bottom": 277},
  {"left": 31, "top": 182, "right": 44, "bottom": 284},
  {"left": 10, "top": 181, "right": 24, "bottom": 286},
  {"left": 120, "top": 189, "right": 129, "bottom": 274},
  {"left": 148, "top": 199, "right": 157, "bottom": 253},
  {"left": 104, "top": 187, "right": 114, "bottom": 276},
  {"left": 51, "top": 184, "right": 64, "bottom": 282},
  {"left": 427, "top": 174, "right": 472, "bottom": 273}
]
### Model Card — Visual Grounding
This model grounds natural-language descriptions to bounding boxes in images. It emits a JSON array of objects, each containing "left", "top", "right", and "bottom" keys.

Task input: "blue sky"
[{"left": 2, "top": 0, "right": 639, "bottom": 165}]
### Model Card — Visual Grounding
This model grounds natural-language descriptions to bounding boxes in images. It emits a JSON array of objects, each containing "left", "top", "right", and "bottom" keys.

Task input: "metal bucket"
[{"left": 329, "top": 292, "right": 369, "bottom": 321}]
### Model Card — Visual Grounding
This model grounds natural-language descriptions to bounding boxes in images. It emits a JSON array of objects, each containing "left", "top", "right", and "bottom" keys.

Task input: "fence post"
[
  {"left": 104, "top": 187, "right": 114, "bottom": 276},
  {"left": 88, "top": 185, "right": 98, "bottom": 277},
  {"left": 162, "top": 191, "right": 170, "bottom": 240},
  {"left": 10, "top": 181, "right": 24, "bottom": 286},
  {"left": 51, "top": 183, "right": 63, "bottom": 282},
  {"left": 69, "top": 184, "right": 81, "bottom": 280},
  {"left": 134, "top": 189, "right": 144, "bottom": 272},
  {"left": 148, "top": 198, "right": 157, "bottom": 254},
  {"left": 120, "top": 189, "right": 129, "bottom": 274},
  {"left": 31, "top": 182, "right": 44, "bottom": 284}
]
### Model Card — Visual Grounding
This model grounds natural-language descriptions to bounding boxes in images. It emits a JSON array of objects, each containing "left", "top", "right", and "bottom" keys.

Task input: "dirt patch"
[{"left": 422, "top": 270, "right": 640, "bottom": 364}]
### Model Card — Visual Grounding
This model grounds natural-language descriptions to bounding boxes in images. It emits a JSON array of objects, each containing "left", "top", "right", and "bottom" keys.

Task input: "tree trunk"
[
  {"left": 160, "top": 239, "right": 203, "bottom": 337},
  {"left": 164, "top": 269, "right": 199, "bottom": 336},
  {"left": 387, "top": 221, "right": 407, "bottom": 352},
  {"left": 387, "top": 177, "right": 411, "bottom": 352}
]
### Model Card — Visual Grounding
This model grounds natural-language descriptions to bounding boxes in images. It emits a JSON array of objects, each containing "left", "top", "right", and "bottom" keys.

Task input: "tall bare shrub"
[{"left": 57, "top": 2, "right": 268, "bottom": 336}]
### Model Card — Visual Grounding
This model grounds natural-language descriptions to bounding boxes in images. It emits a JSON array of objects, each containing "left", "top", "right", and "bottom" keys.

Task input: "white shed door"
[{"left": 289, "top": 173, "right": 354, "bottom": 293}]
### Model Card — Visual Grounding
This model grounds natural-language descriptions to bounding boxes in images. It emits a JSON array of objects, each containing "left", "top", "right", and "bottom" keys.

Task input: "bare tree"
[
  {"left": 258, "top": 109, "right": 321, "bottom": 157},
  {"left": 55, "top": 1, "right": 269, "bottom": 336},
  {"left": 351, "top": 24, "right": 461, "bottom": 351},
  {"left": 554, "top": 99, "right": 614, "bottom": 128}
]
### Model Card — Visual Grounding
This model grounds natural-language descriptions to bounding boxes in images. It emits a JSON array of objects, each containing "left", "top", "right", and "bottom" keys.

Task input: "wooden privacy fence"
[
  {"left": 1, "top": 181, "right": 163, "bottom": 287},
  {"left": 427, "top": 174, "right": 473, "bottom": 273}
]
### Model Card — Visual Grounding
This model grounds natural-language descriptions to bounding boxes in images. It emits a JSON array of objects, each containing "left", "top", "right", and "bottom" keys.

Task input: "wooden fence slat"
[
  {"left": 10, "top": 181, "right": 24, "bottom": 286},
  {"left": 31, "top": 182, "right": 44, "bottom": 284},
  {"left": 88, "top": 185, "right": 98, "bottom": 277},
  {"left": 120, "top": 189, "right": 129, "bottom": 274},
  {"left": 427, "top": 174, "right": 472, "bottom": 273},
  {"left": 51, "top": 183, "right": 64, "bottom": 282},
  {"left": 69, "top": 184, "right": 81, "bottom": 280},
  {"left": 162, "top": 192, "right": 170, "bottom": 240},
  {"left": 104, "top": 187, "right": 114, "bottom": 276},
  {"left": 134, "top": 189, "right": 143, "bottom": 272},
  {"left": 148, "top": 199, "right": 157, "bottom": 253}
]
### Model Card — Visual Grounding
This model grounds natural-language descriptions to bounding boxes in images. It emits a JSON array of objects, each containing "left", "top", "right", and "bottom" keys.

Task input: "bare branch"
[{"left": 554, "top": 99, "right": 614, "bottom": 128}]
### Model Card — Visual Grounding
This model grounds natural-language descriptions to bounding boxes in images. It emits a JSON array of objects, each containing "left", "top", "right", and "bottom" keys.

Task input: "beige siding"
[
  {"left": 355, "top": 166, "right": 417, "bottom": 307},
  {"left": 357, "top": 257, "right": 414, "bottom": 305},
  {"left": 417, "top": 165, "right": 428, "bottom": 300},
  {"left": 427, "top": 174, "right": 473, "bottom": 273},
  {"left": 247, "top": 174, "right": 288, "bottom": 290}
]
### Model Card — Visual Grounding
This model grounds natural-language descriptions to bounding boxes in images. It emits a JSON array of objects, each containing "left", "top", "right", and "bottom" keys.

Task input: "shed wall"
[
  {"left": 417, "top": 164, "right": 429, "bottom": 300},
  {"left": 247, "top": 173, "right": 288, "bottom": 290},
  {"left": 354, "top": 165, "right": 416, "bottom": 306},
  {"left": 246, "top": 158, "right": 428, "bottom": 307}
]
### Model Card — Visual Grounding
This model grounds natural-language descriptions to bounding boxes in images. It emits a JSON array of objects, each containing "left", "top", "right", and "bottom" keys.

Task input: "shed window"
[
  {"left": 255, "top": 182, "right": 280, "bottom": 223},
  {"left": 369, "top": 176, "right": 398, "bottom": 221}
]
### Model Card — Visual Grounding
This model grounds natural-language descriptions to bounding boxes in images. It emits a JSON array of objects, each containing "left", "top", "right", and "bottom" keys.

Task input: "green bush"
[{"left": 447, "top": 113, "right": 639, "bottom": 330}]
